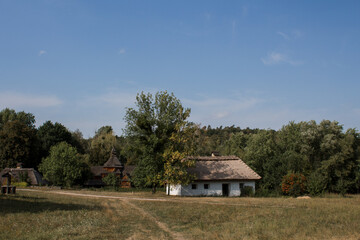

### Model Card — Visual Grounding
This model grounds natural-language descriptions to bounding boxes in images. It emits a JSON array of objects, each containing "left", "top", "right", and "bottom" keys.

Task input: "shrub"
[
  {"left": 281, "top": 173, "right": 307, "bottom": 197},
  {"left": 12, "top": 182, "right": 28, "bottom": 187},
  {"left": 19, "top": 171, "right": 29, "bottom": 183},
  {"left": 102, "top": 173, "right": 120, "bottom": 189},
  {"left": 241, "top": 186, "right": 254, "bottom": 197},
  {"left": 307, "top": 172, "right": 327, "bottom": 196}
]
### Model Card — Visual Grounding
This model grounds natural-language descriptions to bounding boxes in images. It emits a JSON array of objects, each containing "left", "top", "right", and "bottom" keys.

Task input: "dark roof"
[
  {"left": 90, "top": 166, "right": 107, "bottom": 177},
  {"left": 103, "top": 148, "right": 123, "bottom": 168},
  {"left": 186, "top": 155, "right": 261, "bottom": 181},
  {"left": 90, "top": 165, "right": 136, "bottom": 177},
  {"left": 0, "top": 168, "right": 48, "bottom": 185}
]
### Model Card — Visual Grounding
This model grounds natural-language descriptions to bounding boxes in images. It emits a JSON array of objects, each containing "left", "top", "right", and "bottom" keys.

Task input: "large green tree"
[
  {"left": 89, "top": 126, "right": 119, "bottom": 166},
  {"left": 0, "top": 120, "right": 38, "bottom": 169},
  {"left": 163, "top": 121, "right": 197, "bottom": 193},
  {"left": 37, "top": 121, "right": 83, "bottom": 161},
  {"left": 0, "top": 108, "right": 35, "bottom": 130},
  {"left": 124, "top": 91, "right": 191, "bottom": 192},
  {"left": 39, "top": 142, "right": 84, "bottom": 187}
]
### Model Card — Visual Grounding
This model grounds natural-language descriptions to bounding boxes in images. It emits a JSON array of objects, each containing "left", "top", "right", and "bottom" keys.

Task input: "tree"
[
  {"left": 71, "top": 129, "right": 88, "bottom": 154},
  {"left": 95, "top": 126, "right": 113, "bottom": 136},
  {"left": 124, "top": 91, "right": 191, "bottom": 192},
  {"left": 0, "top": 120, "right": 38, "bottom": 169},
  {"left": 0, "top": 108, "right": 36, "bottom": 130},
  {"left": 39, "top": 142, "right": 83, "bottom": 187},
  {"left": 37, "top": 121, "right": 80, "bottom": 160},
  {"left": 220, "top": 132, "right": 249, "bottom": 159},
  {"left": 163, "top": 121, "right": 196, "bottom": 194},
  {"left": 319, "top": 128, "right": 360, "bottom": 194},
  {"left": 89, "top": 127, "right": 118, "bottom": 166}
]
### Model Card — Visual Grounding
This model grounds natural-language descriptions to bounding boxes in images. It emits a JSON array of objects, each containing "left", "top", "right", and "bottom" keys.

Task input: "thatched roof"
[
  {"left": 103, "top": 148, "right": 123, "bottom": 168},
  {"left": 186, "top": 155, "right": 261, "bottom": 181},
  {"left": 0, "top": 168, "right": 48, "bottom": 185}
]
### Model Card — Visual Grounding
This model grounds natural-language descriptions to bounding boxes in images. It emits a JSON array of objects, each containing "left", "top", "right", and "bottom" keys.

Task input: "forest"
[{"left": 0, "top": 91, "right": 359, "bottom": 196}]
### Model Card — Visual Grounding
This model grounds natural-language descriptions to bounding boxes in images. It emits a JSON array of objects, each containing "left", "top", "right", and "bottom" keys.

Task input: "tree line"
[{"left": 0, "top": 91, "right": 359, "bottom": 195}]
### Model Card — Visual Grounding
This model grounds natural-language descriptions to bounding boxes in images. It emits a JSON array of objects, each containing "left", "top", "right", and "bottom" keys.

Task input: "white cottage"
[{"left": 166, "top": 154, "right": 261, "bottom": 197}]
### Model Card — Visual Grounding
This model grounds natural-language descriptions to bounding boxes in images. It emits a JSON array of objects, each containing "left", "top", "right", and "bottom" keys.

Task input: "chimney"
[{"left": 16, "top": 163, "right": 23, "bottom": 169}]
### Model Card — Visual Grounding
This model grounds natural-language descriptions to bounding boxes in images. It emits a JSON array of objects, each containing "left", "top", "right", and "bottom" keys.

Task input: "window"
[
  {"left": 191, "top": 184, "right": 197, "bottom": 189},
  {"left": 240, "top": 183, "right": 244, "bottom": 189},
  {"left": 204, "top": 184, "right": 209, "bottom": 189}
]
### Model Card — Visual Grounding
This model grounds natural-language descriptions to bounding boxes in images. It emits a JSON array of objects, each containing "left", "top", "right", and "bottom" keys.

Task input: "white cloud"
[
  {"left": 118, "top": 48, "right": 126, "bottom": 54},
  {"left": 214, "top": 111, "right": 230, "bottom": 119},
  {"left": 184, "top": 95, "right": 263, "bottom": 124},
  {"left": 277, "top": 30, "right": 303, "bottom": 40},
  {"left": 77, "top": 91, "right": 136, "bottom": 109},
  {"left": 0, "top": 92, "right": 62, "bottom": 108},
  {"left": 38, "top": 50, "right": 47, "bottom": 56},
  {"left": 261, "top": 51, "right": 303, "bottom": 66},
  {"left": 277, "top": 31, "right": 289, "bottom": 40},
  {"left": 185, "top": 97, "right": 260, "bottom": 110}
]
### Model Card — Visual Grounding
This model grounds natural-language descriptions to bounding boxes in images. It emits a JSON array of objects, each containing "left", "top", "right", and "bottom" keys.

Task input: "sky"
[{"left": 0, "top": 0, "right": 359, "bottom": 137}]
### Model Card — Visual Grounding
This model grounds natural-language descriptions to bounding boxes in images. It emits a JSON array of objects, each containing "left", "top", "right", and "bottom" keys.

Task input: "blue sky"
[{"left": 1, "top": 0, "right": 359, "bottom": 137}]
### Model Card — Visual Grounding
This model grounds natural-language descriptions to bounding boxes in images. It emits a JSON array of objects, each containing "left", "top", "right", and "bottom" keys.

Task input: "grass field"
[{"left": 1, "top": 189, "right": 360, "bottom": 240}]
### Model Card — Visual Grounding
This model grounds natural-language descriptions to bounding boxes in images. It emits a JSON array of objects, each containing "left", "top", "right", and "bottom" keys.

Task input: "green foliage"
[
  {"left": 163, "top": 121, "right": 197, "bottom": 187},
  {"left": 241, "top": 186, "right": 254, "bottom": 197},
  {"left": 95, "top": 126, "right": 113, "bottom": 136},
  {"left": 18, "top": 171, "right": 29, "bottom": 183},
  {"left": 39, "top": 142, "right": 84, "bottom": 187},
  {"left": 220, "top": 132, "right": 249, "bottom": 159},
  {"left": 281, "top": 173, "right": 307, "bottom": 197},
  {"left": 102, "top": 173, "right": 120, "bottom": 189},
  {"left": 307, "top": 171, "right": 327, "bottom": 196},
  {"left": 125, "top": 91, "right": 191, "bottom": 192},
  {"left": 12, "top": 181, "right": 29, "bottom": 187},
  {"left": 37, "top": 121, "right": 82, "bottom": 161},
  {"left": 89, "top": 128, "right": 119, "bottom": 166},
  {"left": 0, "top": 108, "right": 36, "bottom": 130},
  {"left": 0, "top": 120, "right": 38, "bottom": 169}
]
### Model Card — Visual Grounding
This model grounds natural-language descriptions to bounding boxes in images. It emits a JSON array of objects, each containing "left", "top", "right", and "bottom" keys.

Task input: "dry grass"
[
  {"left": 0, "top": 190, "right": 169, "bottom": 240},
  {"left": 1, "top": 189, "right": 360, "bottom": 240},
  {"left": 132, "top": 196, "right": 360, "bottom": 240}
]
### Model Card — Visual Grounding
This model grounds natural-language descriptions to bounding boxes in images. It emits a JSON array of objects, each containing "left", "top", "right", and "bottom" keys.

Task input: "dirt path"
[
  {"left": 18, "top": 188, "right": 296, "bottom": 208},
  {"left": 19, "top": 188, "right": 186, "bottom": 240},
  {"left": 123, "top": 199, "right": 186, "bottom": 240}
]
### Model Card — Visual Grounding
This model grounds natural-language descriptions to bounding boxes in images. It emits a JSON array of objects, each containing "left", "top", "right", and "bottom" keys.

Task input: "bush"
[
  {"left": 307, "top": 172, "right": 327, "bottom": 196},
  {"left": 281, "top": 173, "right": 307, "bottom": 197},
  {"left": 254, "top": 187, "right": 282, "bottom": 197},
  {"left": 102, "top": 173, "right": 120, "bottom": 189},
  {"left": 241, "top": 186, "right": 254, "bottom": 197},
  {"left": 12, "top": 182, "right": 28, "bottom": 187}
]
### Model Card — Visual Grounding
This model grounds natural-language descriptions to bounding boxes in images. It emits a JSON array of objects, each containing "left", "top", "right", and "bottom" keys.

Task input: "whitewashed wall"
[{"left": 167, "top": 181, "right": 255, "bottom": 196}]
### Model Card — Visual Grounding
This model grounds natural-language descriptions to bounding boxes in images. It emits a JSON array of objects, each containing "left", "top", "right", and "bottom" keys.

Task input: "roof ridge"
[{"left": 237, "top": 158, "right": 261, "bottom": 179}]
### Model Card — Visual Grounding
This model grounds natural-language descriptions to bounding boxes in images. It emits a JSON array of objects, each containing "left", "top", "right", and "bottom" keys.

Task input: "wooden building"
[
  {"left": 0, "top": 163, "right": 48, "bottom": 186},
  {"left": 85, "top": 148, "right": 135, "bottom": 188}
]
